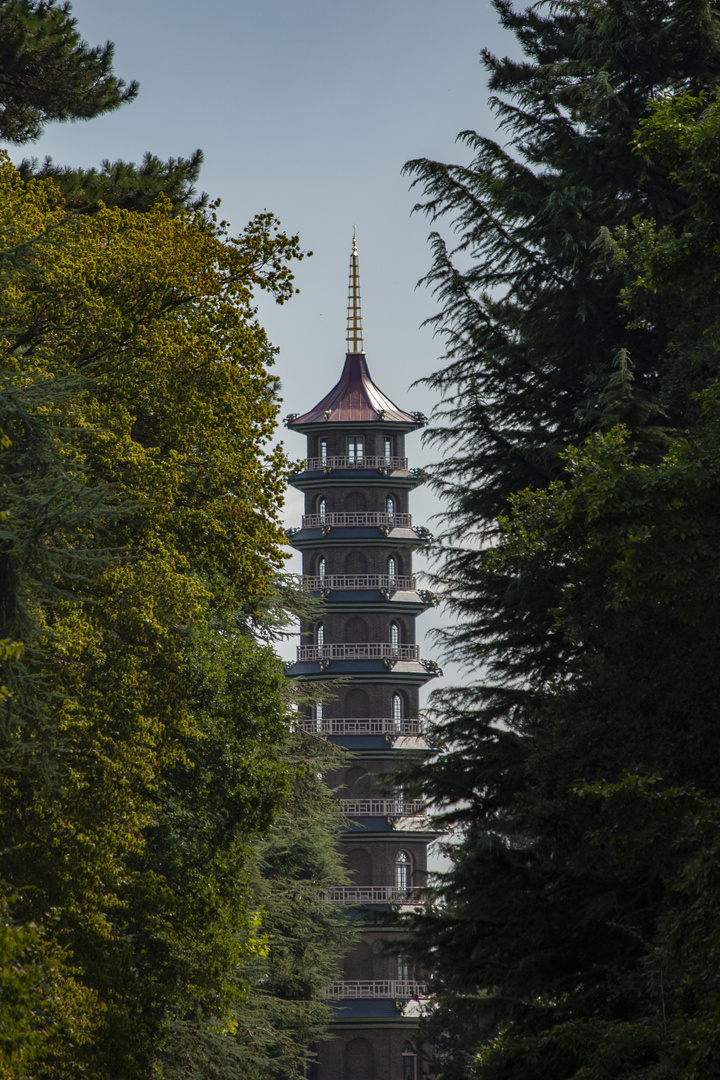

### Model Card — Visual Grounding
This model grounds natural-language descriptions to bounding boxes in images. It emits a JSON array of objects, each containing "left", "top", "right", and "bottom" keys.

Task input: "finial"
[{"left": 346, "top": 231, "right": 364, "bottom": 354}]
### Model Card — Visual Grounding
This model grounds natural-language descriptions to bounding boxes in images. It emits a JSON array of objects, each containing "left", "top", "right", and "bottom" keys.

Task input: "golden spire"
[{"left": 346, "top": 231, "right": 364, "bottom": 354}]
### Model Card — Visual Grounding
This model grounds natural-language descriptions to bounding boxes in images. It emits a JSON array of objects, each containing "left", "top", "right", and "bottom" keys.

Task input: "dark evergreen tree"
[
  {"left": 1, "top": 1, "right": 208, "bottom": 214},
  {"left": 407, "top": 0, "right": 720, "bottom": 703},
  {"left": 16, "top": 149, "right": 209, "bottom": 213},
  {"left": 0, "top": 0, "right": 137, "bottom": 144},
  {"left": 400, "top": 2, "right": 720, "bottom": 1077}
]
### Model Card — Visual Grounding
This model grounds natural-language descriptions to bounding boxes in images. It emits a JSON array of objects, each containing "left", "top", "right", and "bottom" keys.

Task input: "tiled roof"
[{"left": 287, "top": 353, "right": 420, "bottom": 427}]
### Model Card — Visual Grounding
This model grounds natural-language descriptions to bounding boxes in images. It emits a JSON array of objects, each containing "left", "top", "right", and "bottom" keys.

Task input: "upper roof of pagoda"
[
  {"left": 285, "top": 235, "right": 426, "bottom": 433},
  {"left": 286, "top": 352, "right": 424, "bottom": 432}
]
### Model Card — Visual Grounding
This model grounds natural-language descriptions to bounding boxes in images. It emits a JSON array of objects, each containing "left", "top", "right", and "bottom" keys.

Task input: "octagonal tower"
[{"left": 285, "top": 237, "right": 441, "bottom": 1080}]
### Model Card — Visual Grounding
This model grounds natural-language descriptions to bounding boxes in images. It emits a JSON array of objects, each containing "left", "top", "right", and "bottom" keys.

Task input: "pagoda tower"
[{"left": 285, "top": 236, "right": 441, "bottom": 1080}]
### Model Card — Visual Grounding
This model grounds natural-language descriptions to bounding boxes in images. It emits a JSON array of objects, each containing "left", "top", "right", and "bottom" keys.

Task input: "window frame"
[{"left": 347, "top": 435, "right": 364, "bottom": 463}]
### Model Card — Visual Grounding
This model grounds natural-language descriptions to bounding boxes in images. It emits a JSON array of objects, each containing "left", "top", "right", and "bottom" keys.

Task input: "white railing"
[
  {"left": 302, "top": 512, "right": 412, "bottom": 529},
  {"left": 301, "top": 717, "right": 422, "bottom": 736},
  {"left": 297, "top": 643, "right": 418, "bottom": 662},
  {"left": 339, "top": 798, "right": 426, "bottom": 817},
  {"left": 301, "top": 573, "right": 417, "bottom": 592},
  {"left": 324, "top": 885, "right": 424, "bottom": 905},
  {"left": 325, "top": 979, "right": 428, "bottom": 1000},
  {"left": 303, "top": 455, "right": 408, "bottom": 472}
]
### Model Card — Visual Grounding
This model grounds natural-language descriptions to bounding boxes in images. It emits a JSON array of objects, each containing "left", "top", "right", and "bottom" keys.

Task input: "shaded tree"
[
  {"left": 401, "top": 3, "right": 720, "bottom": 1077},
  {"left": 16, "top": 149, "right": 209, "bottom": 213},
  {"left": 0, "top": 0, "right": 137, "bottom": 144},
  {"left": 0, "top": 156, "right": 308, "bottom": 1077}
]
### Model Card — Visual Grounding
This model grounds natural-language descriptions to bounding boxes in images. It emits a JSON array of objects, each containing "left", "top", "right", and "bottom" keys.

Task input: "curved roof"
[{"left": 287, "top": 353, "right": 422, "bottom": 429}]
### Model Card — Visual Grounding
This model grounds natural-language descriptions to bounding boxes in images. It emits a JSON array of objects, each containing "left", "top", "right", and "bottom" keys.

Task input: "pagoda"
[{"left": 285, "top": 236, "right": 441, "bottom": 1080}]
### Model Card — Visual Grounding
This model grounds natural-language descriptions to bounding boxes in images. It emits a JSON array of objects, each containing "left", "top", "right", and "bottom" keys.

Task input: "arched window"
[
  {"left": 387, "top": 556, "right": 397, "bottom": 584},
  {"left": 390, "top": 622, "right": 400, "bottom": 652},
  {"left": 316, "top": 623, "right": 325, "bottom": 649},
  {"left": 395, "top": 849, "right": 411, "bottom": 892},
  {"left": 401, "top": 1041, "right": 417, "bottom": 1080},
  {"left": 392, "top": 693, "right": 403, "bottom": 722},
  {"left": 318, "top": 556, "right": 326, "bottom": 580},
  {"left": 318, "top": 497, "right": 327, "bottom": 523},
  {"left": 386, "top": 494, "right": 395, "bottom": 520}
]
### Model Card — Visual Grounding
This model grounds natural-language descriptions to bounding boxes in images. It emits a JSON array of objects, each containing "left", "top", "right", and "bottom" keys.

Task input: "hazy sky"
[{"left": 11, "top": 0, "right": 522, "bottom": 679}]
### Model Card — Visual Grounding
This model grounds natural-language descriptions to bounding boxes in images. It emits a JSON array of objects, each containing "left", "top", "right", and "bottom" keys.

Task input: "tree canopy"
[
  {"left": 0, "top": 125, "right": 350, "bottom": 1078},
  {"left": 401, "top": 2, "right": 720, "bottom": 1077},
  {"left": 0, "top": 0, "right": 137, "bottom": 144},
  {"left": 0, "top": 4, "right": 355, "bottom": 1076}
]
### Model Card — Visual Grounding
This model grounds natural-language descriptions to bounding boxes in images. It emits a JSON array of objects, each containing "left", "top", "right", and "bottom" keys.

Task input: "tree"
[
  {"left": 401, "top": 1, "right": 720, "bottom": 1076},
  {"left": 0, "top": 8, "right": 350, "bottom": 1076},
  {"left": 406, "top": 0, "right": 720, "bottom": 706},
  {"left": 0, "top": 1, "right": 208, "bottom": 216},
  {"left": 16, "top": 149, "right": 209, "bottom": 213},
  {"left": 446, "top": 398, "right": 720, "bottom": 1079},
  {"left": 156, "top": 728, "right": 356, "bottom": 1080},
  {"left": 0, "top": 0, "right": 137, "bottom": 144},
  {"left": 0, "top": 156, "right": 311, "bottom": 1077}
]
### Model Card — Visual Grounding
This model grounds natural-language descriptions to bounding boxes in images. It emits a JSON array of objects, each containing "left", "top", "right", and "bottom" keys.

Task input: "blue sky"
[{"left": 11, "top": 0, "right": 522, "bottom": 680}]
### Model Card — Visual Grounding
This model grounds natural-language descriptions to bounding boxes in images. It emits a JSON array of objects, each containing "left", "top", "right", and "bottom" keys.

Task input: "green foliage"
[
  {"left": 406, "top": 0, "right": 720, "bottom": 705},
  {"left": 402, "top": 2, "right": 720, "bottom": 1077},
  {"left": 0, "top": 0, "right": 137, "bottom": 144},
  {"left": 0, "top": 8, "right": 347, "bottom": 1076},
  {"left": 157, "top": 731, "right": 356, "bottom": 1080},
  {"left": 16, "top": 149, "right": 209, "bottom": 214},
  {"left": 404, "top": 408, "right": 720, "bottom": 1080},
  {"left": 0, "top": 155, "right": 325, "bottom": 1077}
]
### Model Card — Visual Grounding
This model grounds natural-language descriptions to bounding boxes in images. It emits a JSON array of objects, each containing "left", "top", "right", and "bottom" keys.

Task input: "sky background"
[{"left": 10, "top": 0, "right": 522, "bottom": 686}]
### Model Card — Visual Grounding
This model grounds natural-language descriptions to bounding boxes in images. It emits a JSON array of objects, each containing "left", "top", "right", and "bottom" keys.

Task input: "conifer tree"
[
  {"left": 401, "top": 1, "right": 720, "bottom": 1076},
  {"left": 17, "top": 149, "right": 209, "bottom": 213},
  {"left": 1, "top": 1, "right": 206, "bottom": 214},
  {"left": 0, "top": 0, "right": 137, "bottom": 143},
  {"left": 407, "top": 0, "right": 720, "bottom": 705}
]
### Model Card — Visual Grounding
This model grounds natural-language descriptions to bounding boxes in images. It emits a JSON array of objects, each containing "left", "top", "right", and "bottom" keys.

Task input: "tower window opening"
[
  {"left": 318, "top": 497, "right": 327, "bottom": 523},
  {"left": 316, "top": 624, "right": 325, "bottom": 650},
  {"left": 318, "top": 556, "right": 326, "bottom": 580},
  {"left": 397, "top": 954, "right": 412, "bottom": 982},
  {"left": 392, "top": 693, "right": 403, "bottom": 722},
  {"left": 319, "top": 438, "right": 328, "bottom": 464},
  {"left": 315, "top": 701, "right": 323, "bottom": 731},
  {"left": 395, "top": 849, "right": 411, "bottom": 893},
  {"left": 401, "top": 1042, "right": 417, "bottom": 1080},
  {"left": 388, "top": 556, "right": 397, "bottom": 584},
  {"left": 348, "top": 436, "right": 364, "bottom": 463},
  {"left": 390, "top": 622, "right": 400, "bottom": 652},
  {"left": 384, "top": 436, "right": 392, "bottom": 461},
  {"left": 386, "top": 494, "right": 395, "bottom": 520}
]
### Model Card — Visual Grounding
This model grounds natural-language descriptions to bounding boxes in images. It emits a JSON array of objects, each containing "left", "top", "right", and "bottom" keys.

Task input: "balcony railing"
[
  {"left": 301, "top": 573, "right": 417, "bottom": 592},
  {"left": 301, "top": 512, "right": 412, "bottom": 530},
  {"left": 301, "top": 717, "right": 422, "bottom": 736},
  {"left": 324, "top": 885, "right": 424, "bottom": 905},
  {"left": 339, "top": 798, "right": 426, "bottom": 817},
  {"left": 324, "top": 979, "right": 429, "bottom": 1000},
  {"left": 297, "top": 643, "right": 418, "bottom": 662},
  {"left": 303, "top": 454, "right": 408, "bottom": 472}
]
